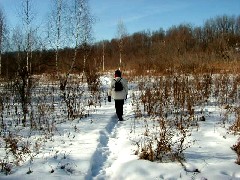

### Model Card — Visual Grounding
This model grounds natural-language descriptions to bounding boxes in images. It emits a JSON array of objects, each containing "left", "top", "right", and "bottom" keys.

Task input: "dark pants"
[{"left": 115, "top": 100, "right": 124, "bottom": 120}]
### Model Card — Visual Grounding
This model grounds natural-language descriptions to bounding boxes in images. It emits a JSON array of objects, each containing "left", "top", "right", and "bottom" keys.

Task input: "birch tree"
[
  {"left": 0, "top": 7, "right": 6, "bottom": 75},
  {"left": 47, "top": 0, "right": 67, "bottom": 79},
  {"left": 13, "top": 0, "right": 37, "bottom": 127},
  {"left": 47, "top": 0, "right": 93, "bottom": 75},
  {"left": 21, "top": 0, "right": 35, "bottom": 73},
  {"left": 116, "top": 20, "right": 127, "bottom": 70},
  {"left": 68, "top": 0, "right": 93, "bottom": 73}
]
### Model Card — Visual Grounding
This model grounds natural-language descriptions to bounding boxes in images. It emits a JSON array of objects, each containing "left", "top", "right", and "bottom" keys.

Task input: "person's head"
[{"left": 115, "top": 69, "right": 122, "bottom": 78}]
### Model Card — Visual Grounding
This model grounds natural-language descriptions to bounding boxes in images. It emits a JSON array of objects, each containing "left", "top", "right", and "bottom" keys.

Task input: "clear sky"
[{"left": 0, "top": 0, "right": 240, "bottom": 42}]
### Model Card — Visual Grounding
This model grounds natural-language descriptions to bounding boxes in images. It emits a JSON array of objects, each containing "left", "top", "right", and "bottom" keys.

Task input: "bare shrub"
[
  {"left": 85, "top": 66, "right": 101, "bottom": 108},
  {"left": 12, "top": 67, "right": 38, "bottom": 127},
  {"left": 134, "top": 75, "right": 197, "bottom": 162},
  {"left": 3, "top": 134, "right": 31, "bottom": 166},
  {"left": 133, "top": 72, "right": 240, "bottom": 164},
  {"left": 0, "top": 161, "right": 14, "bottom": 175},
  {"left": 62, "top": 77, "right": 86, "bottom": 120},
  {"left": 231, "top": 138, "right": 240, "bottom": 165},
  {"left": 85, "top": 67, "right": 100, "bottom": 93},
  {"left": 230, "top": 107, "right": 240, "bottom": 133}
]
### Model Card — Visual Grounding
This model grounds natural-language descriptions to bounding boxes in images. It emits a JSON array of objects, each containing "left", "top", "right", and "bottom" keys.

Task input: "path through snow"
[
  {"left": 87, "top": 112, "right": 118, "bottom": 179},
  {"left": 91, "top": 101, "right": 137, "bottom": 180}
]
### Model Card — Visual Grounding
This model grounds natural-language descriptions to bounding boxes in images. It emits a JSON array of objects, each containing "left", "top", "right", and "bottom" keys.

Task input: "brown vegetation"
[
  {"left": 0, "top": 15, "right": 239, "bottom": 79},
  {"left": 132, "top": 73, "right": 240, "bottom": 163}
]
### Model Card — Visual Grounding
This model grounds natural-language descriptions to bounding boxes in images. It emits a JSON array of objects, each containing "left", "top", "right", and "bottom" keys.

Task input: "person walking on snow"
[{"left": 108, "top": 70, "right": 128, "bottom": 121}]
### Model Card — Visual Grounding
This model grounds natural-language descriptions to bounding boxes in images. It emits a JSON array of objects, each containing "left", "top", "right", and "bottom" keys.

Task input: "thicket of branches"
[{"left": 131, "top": 73, "right": 240, "bottom": 163}]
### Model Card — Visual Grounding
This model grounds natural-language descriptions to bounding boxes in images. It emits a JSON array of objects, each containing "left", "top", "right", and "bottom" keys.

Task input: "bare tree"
[
  {"left": 67, "top": 0, "right": 94, "bottom": 73},
  {"left": 116, "top": 20, "right": 127, "bottom": 69},
  {"left": 11, "top": 0, "right": 38, "bottom": 127},
  {"left": 46, "top": 0, "right": 93, "bottom": 90},
  {"left": 69, "top": 0, "right": 88, "bottom": 74},
  {"left": 102, "top": 41, "right": 105, "bottom": 71},
  {"left": 20, "top": 0, "right": 36, "bottom": 73},
  {"left": 47, "top": 0, "right": 66, "bottom": 78},
  {"left": 11, "top": 26, "right": 24, "bottom": 72},
  {"left": 0, "top": 7, "right": 7, "bottom": 75}
]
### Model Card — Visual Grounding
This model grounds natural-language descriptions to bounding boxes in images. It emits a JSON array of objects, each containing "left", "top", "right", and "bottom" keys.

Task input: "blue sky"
[{"left": 0, "top": 0, "right": 240, "bottom": 42}]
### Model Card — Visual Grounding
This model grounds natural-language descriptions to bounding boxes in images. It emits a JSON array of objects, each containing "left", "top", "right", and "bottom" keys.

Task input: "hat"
[{"left": 115, "top": 69, "right": 122, "bottom": 77}]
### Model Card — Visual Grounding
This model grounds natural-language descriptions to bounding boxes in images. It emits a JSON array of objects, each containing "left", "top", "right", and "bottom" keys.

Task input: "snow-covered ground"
[{"left": 0, "top": 75, "right": 240, "bottom": 180}]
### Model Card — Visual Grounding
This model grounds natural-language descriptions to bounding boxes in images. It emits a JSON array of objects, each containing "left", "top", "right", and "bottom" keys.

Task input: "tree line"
[{"left": 96, "top": 14, "right": 240, "bottom": 74}]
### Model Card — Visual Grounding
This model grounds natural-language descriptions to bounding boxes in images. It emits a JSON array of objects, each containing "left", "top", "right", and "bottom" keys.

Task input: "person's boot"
[{"left": 118, "top": 116, "right": 123, "bottom": 121}]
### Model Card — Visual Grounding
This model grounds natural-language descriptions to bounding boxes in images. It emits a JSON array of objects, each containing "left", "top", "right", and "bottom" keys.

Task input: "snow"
[{"left": 0, "top": 74, "right": 240, "bottom": 180}]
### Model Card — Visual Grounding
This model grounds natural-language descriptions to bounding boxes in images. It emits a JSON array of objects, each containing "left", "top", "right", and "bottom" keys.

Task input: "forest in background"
[
  {"left": 95, "top": 14, "right": 240, "bottom": 75},
  {"left": 1, "top": 14, "right": 240, "bottom": 79}
]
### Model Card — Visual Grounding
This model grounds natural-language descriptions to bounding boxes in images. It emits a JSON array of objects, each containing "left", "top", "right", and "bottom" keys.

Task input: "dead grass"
[{"left": 132, "top": 72, "right": 240, "bottom": 163}]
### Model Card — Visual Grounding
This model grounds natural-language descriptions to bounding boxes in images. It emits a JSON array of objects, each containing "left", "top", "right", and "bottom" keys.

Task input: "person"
[{"left": 108, "top": 69, "right": 128, "bottom": 121}]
